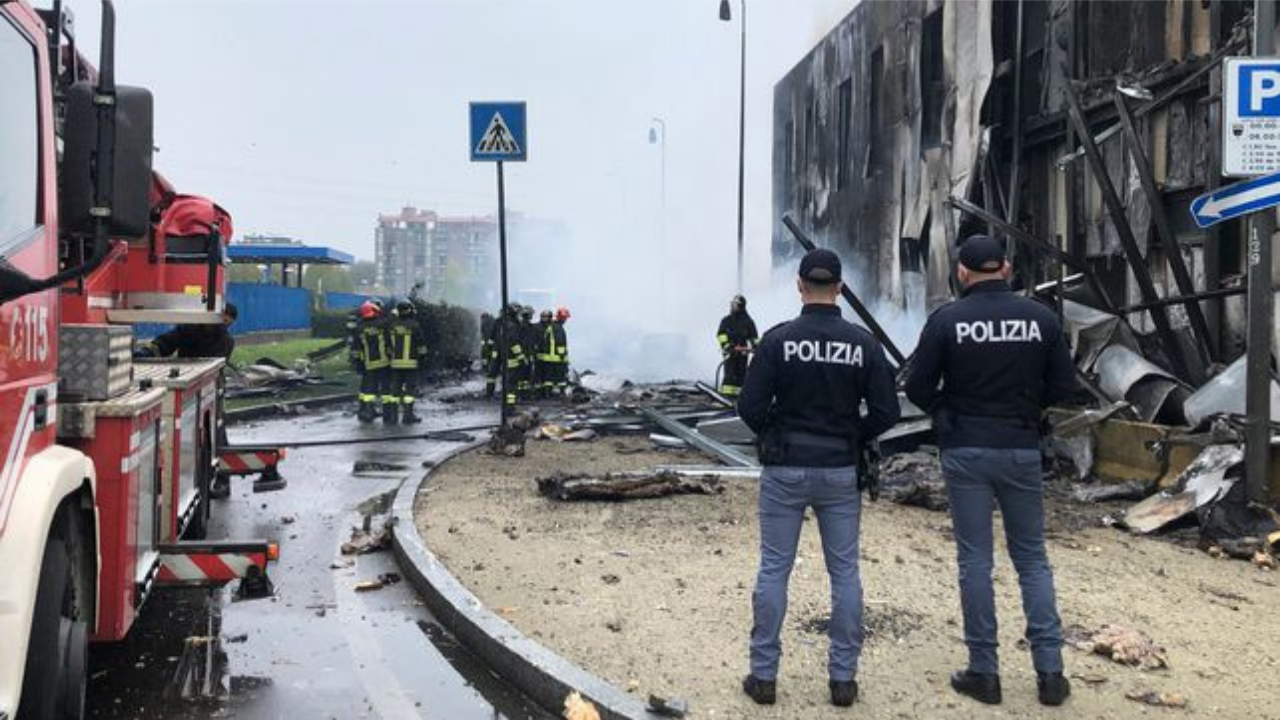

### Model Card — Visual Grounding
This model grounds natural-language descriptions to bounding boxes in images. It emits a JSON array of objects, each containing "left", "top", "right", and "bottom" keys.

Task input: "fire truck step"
[
  {"left": 156, "top": 541, "right": 278, "bottom": 591},
  {"left": 217, "top": 446, "right": 286, "bottom": 477}
]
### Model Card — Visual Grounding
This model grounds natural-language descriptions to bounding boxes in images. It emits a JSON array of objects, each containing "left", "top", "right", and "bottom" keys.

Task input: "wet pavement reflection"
[{"left": 87, "top": 396, "right": 554, "bottom": 720}]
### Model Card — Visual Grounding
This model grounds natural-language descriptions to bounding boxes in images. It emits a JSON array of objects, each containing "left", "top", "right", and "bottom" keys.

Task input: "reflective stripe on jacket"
[
  {"left": 388, "top": 319, "right": 426, "bottom": 370},
  {"left": 357, "top": 320, "right": 390, "bottom": 370}
]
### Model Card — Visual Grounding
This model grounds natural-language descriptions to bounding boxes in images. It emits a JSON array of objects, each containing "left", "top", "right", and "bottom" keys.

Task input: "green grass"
[{"left": 227, "top": 337, "right": 359, "bottom": 410}]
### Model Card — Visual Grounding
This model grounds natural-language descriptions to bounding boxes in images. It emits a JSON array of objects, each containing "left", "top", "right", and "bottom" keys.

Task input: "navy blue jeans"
[
  {"left": 750, "top": 465, "right": 863, "bottom": 682},
  {"left": 941, "top": 447, "right": 1064, "bottom": 675}
]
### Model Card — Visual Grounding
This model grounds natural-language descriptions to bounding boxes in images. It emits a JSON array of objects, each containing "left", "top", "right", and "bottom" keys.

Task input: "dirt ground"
[{"left": 417, "top": 436, "right": 1280, "bottom": 720}]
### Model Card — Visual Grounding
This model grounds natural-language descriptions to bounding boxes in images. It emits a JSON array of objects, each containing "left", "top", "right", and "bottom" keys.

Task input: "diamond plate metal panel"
[{"left": 59, "top": 324, "right": 135, "bottom": 401}]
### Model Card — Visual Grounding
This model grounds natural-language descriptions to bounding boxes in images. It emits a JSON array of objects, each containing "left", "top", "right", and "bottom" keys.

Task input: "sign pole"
[
  {"left": 497, "top": 159, "right": 511, "bottom": 427},
  {"left": 1246, "top": 0, "right": 1276, "bottom": 504}
]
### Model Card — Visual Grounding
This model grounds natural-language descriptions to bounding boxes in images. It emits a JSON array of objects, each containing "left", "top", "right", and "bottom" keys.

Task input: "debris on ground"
[
  {"left": 563, "top": 691, "right": 601, "bottom": 720},
  {"left": 353, "top": 460, "right": 410, "bottom": 474},
  {"left": 489, "top": 424, "right": 529, "bottom": 457},
  {"left": 647, "top": 694, "right": 690, "bottom": 718},
  {"left": 341, "top": 525, "right": 389, "bottom": 555},
  {"left": 537, "top": 423, "right": 598, "bottom": 442},
  {"left": 1116, "top": 445, "right": 1242, "bottom": 534},
  {"left": 1072, "top": 479, "right": 1150, "bottom": 503},
  {"left": 1067, "top": 624, "right": 1168, "bottom": 670},
  {"left": 536, "top": 470, "right": 723, "bottom": 502},
  {"left": 879, "top": 451, "right": 948, "bottom": 511},
  {"left": 1252, "top": 550, "right": 1276, "bottom": 571},
  {"left": 354, "top": 579, "right": 385, "bottom": 592},
  {"left": 1125, "top": 688, "right": 1188, "bottom": 709}
]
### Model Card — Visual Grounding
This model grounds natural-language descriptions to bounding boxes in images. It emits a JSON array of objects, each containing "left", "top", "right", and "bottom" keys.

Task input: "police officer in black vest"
[
  {"left": 904, "top": 235, "right": 1079, "bottom": 707},
  {"left": 737, "top": 248, "right": 899, "bottom": 708}
]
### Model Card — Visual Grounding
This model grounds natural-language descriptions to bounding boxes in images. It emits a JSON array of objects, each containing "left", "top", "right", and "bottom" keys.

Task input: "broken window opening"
[
  {"left": 867, "top": 45, "right": 884, "bottom": 174},
  {"left": 920, "top": 7, "right": 944, "bottom": 150},
  {"left": 785, "top": 118, "right": 795, "bottom": 209},
  {"left": 804, "top": 100, "right": 815, "bottom": 204},
  {"left": 837, "top": 78, "right": 852, "bottom": 190}
]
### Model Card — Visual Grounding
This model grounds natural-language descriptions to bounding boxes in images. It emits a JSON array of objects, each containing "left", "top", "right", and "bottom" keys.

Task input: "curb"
[
  {"left": 225, "top": 392, "right": 357, "bottom": 423},
  {"left": 391, "top": 442, "right": 661, "bottom": 720}
]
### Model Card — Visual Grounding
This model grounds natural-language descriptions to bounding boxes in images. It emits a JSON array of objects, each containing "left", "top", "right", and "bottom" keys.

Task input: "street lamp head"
[{"left": 719, "top": 0, "right": 731, "bottom": 21}]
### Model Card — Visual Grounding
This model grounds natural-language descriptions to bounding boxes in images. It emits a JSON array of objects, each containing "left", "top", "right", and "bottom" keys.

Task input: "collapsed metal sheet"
[
  {"left": 1184, "top": 355, "right": 1280, "bottom": 427},
  {"left": 1120, "top": 444, "right": 1242, "bottom": 534},
  {"left": 1095, "top": 345, "right": 1186, "bottom": 422},
  {"left": 1062, "top": 300, "right": 1139, "bottom": 371}
]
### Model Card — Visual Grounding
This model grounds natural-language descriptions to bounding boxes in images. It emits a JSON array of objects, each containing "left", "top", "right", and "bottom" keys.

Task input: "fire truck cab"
[{"left": 0, "top": 3, "right": 275, "bottom": 717}]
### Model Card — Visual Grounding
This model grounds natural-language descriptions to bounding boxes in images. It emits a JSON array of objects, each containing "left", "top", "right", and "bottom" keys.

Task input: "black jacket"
[
  {"left": 903, "top": 280, "right": 1081, "bottom": 449},
  {"left": 152, "top": 324, "right": 235, "bottom": 360},
  {"left": 738, "top": 304, "right": 900, "bottom": 467},
  {"left": 717, "top": 311, "right": 758, "bottom": 354}
]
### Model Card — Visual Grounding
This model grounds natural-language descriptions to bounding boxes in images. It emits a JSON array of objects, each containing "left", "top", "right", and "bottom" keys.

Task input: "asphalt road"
[{"left": 87, "top": 394, "right": 555, "bottom": 720}]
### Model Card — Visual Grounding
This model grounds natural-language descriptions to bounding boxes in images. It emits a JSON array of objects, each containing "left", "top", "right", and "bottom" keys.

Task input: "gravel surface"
[{"left": 418, "top": 436, "right": 1280, "bottom": 719}]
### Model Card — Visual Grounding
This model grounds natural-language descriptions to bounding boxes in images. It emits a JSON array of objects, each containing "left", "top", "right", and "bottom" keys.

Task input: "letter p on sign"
[{"left": 1241, "top": 65, "right": 1280, "bottom": 116}]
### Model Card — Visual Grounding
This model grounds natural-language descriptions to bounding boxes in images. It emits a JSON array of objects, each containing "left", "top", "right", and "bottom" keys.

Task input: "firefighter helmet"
[
  {"left": 358, "top": 300, "right": 381, "bottom": 319},
  {"left": 555, "top": 306, "right": 570, "bottom": 322},
  {"left": 396, "top": 299, "right": 416, "bottom": 318},
  {"left": 540, "top": 309, "right": 553, "bottom": 322},
  {"left": 731, "top": 294, "right": 747, "bottom": 312}
]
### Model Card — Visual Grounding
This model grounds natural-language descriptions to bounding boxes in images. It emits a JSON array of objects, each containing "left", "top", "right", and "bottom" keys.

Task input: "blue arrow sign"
[
  {"left": 469, "top": 102, "right": 527, "bottom": 162},
  {"left": 1190, "top": 170, "right": 1280, "bottom": 228}
]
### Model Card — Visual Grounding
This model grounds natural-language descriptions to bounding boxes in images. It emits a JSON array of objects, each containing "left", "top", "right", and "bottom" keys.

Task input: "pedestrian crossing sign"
[{"left": 470, "top": 102, "right": 527, "bottom": 162}]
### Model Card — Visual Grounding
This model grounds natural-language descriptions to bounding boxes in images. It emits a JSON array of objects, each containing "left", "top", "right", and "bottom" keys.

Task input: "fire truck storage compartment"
[
  {"left": 58, "top": 387, "right": 166, "bottom": 642},
  {"left": 58, "top": 324, "right": 134, "bottom": 401},
  {"left": 133, "top": 358, "right": 223, "bottom": 541}
]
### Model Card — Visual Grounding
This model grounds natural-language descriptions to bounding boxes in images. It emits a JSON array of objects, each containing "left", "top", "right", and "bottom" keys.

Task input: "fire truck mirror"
[{"left": 61, "top": 82, "right": 155, "bottom": 240}]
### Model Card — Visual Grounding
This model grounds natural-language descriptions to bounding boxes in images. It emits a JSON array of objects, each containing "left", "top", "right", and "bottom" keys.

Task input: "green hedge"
[
  {"left": 411, "top": 300, "right": 478, "bottom": 372},
  {"left": 311, "top": 309, "right": 352, "bottom": 339}
]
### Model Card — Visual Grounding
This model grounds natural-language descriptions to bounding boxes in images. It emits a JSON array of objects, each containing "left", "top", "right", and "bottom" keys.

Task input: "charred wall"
[{"left": 773, "top": 0, "right": 1255, "bottom": 369}]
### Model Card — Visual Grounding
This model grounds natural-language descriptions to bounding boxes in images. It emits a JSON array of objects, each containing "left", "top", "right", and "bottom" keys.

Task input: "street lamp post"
[
  {"left": 720, "top": 0, "right": 745, "bottom": 294},
  {"left": 650, "top": 117, "right": 668, "bottom": 310},
  {"left": 649, "top": 117, "right": 667, "bottom": 252}
]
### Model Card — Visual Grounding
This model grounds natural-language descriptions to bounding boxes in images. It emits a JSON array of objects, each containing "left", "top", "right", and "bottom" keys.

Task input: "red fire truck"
[{"left": 1, "top": 2, "right": 276, "bottom": 717}]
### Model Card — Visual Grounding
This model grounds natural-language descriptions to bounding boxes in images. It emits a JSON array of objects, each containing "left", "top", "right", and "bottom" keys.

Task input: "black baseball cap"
[
  {"left": 799, "top": 248, "right": 841, "bottom": 284},
  {"left": 958, "top": 234, "right": 1007, "bottom": 272}
]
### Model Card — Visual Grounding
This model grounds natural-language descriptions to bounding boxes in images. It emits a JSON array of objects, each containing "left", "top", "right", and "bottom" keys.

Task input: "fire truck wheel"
[{"left": 17, "top": 537, "right": 88, "bottom": 720}]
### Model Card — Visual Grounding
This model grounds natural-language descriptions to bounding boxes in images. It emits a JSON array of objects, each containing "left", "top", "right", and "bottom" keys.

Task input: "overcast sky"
[
  {"left": 71, "top": 0, "right": 850, "bottom": 264},
  {"left": 66, "top": 0, "right": 856, "bottom": 377}
]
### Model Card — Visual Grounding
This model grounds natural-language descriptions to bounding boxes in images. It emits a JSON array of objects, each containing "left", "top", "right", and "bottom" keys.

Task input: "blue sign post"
[{"left": 470, "top": 102, "right": 527, "bottom": 427}]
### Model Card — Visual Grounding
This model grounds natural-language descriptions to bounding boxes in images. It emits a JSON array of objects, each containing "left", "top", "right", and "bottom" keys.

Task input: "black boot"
[
  {"left": 401, "top": 406, "right": 422, "bottom": 425},
  {"left": 830, "top": 679, "right": 858, "bottom": 707},
  {"left": 252, "top": 468, "right": 287, "bottom": 493},
  {"left": 357, "top": 401, "right": 374, "bottom": 423},
  {"left": 382, "top": 403, "right": 398, "bottom": 424},
  {"left": 951, "top": 670, "right": 1002, "bottom": 705},
  {"left": 208, "top": 474, "right": 231, "bottom": 500},
  {"left": 741, "top": 675, "right": 776, "bottom": 705},
  {"left": 1038, "top": 672, "right": 1071, "bottom": 706}
]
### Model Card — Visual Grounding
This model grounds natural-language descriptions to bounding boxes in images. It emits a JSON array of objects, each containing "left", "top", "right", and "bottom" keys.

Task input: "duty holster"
[
  {"left": 857, "top": 440, "right": 882, "bottom": 502},
  {"left": 757, "top": 425, "right": 788, "bottom": 466}
]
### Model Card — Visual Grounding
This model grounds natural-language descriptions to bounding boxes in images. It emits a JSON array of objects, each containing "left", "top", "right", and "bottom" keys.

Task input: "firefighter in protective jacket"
[
  {"left": 540, "top": 307, "right": 571, "bottom": 396},
  {"left": 355, "top": 300, "right": 391, "bottom": 423},
  {"left": 717, "top": 295, "right": 759, "bottom": 397},
  {"left": 387, "top": 300, "right": 427, "bottom": 424}
]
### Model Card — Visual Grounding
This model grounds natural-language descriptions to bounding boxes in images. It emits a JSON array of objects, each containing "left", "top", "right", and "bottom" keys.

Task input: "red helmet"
[
  {"left": 555, "top": 306, "right": 570, "bottom": 322},
  {"left": 358, "top": 300, "right": 381, "bottom": 319}
]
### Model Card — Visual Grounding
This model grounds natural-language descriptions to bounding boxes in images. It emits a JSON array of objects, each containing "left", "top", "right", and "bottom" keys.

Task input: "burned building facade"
[{"left": 773, "top": 0, "right": 1259, "bottom": 381}]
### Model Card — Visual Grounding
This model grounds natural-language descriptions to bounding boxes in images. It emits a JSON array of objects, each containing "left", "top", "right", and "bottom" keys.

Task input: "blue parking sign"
[
  {"left": 470, "top": 102, "right": 527, "bottom": 162},
  {"left": 1224, "top": 58, "right": 1280, "bottom": 176}
]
